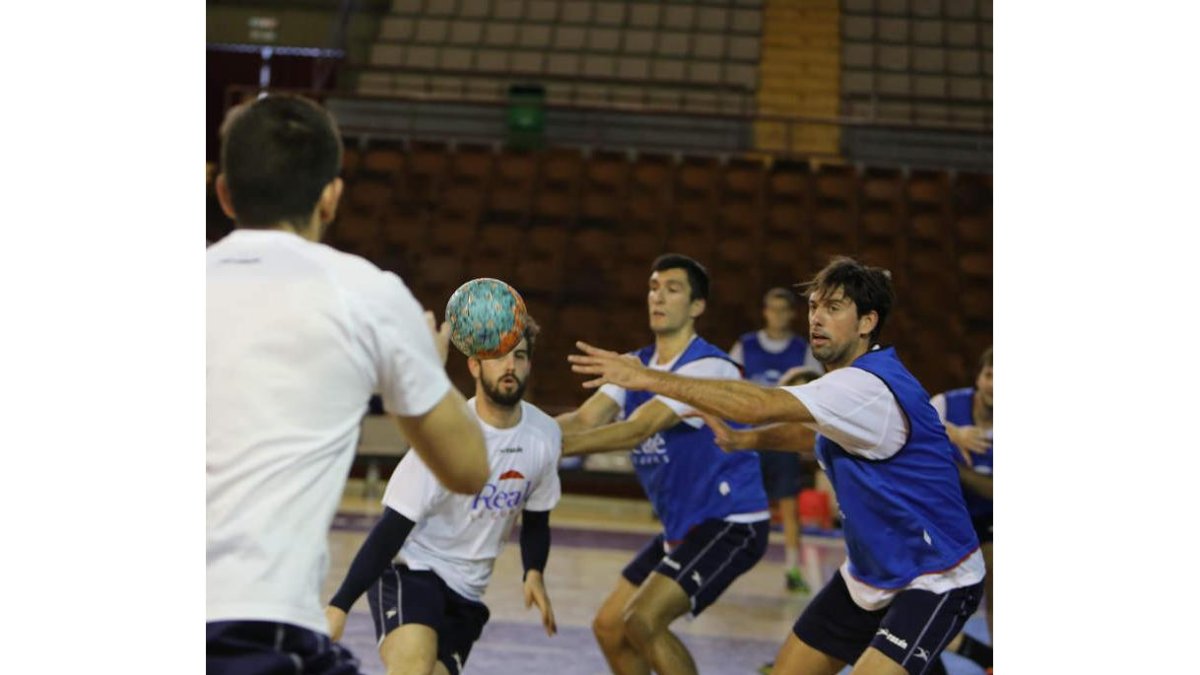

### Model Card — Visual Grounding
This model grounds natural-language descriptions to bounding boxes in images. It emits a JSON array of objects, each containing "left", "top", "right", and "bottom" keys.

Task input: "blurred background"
[{"left": 206, "top": 0, "right": 991, "bottom": 500}]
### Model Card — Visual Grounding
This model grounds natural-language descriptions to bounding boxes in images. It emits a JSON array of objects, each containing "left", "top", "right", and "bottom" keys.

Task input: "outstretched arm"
[
  {"left": 325, "top": 507, "right": 416, "bottom": 640},
  {"left": 561, "top": 398, "right": 679, "bottom": 457},
  {"left": 692, "top": 412, "right": 817, "bottom": 456},
  {"left": 555, "top": 390, "right": 620, "bottom": 434},
  {"left": 569, "top": 342, "right": 815, "bottom": 426}
]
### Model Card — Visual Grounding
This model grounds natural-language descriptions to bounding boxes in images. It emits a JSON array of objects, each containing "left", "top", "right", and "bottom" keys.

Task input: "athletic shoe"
[{"left": 785, "top": 568, "right": 810, "bottom": 594}]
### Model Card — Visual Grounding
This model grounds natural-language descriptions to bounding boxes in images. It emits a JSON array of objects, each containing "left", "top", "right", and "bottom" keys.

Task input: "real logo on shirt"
[
  {"left": 631, "top": 433, "right": 669, "bottom": 466},
  {"left": 471, "top": 469, "right": 532, "bottom": 516},
  {"left": 499, "top": 446, "right": 523, "bottom": 454}
]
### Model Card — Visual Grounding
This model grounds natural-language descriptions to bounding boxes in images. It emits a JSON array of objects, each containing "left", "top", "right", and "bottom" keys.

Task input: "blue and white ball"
[{"left": 445, "top": 278, "right": 528, "bottom": 359}]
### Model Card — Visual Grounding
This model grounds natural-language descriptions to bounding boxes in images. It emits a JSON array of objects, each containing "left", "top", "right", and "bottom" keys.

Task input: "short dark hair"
[
  {"left": 979, "top": 346, "right": 992, "bottom": 371},
  {"left": 763, "top": 287, "right": 797, "bottom": 308},
  {"left": 651, "top": 253, "right": 710, "bottom": 301},
  {"left": 219, "top": 95, "right": 343, "bottom": 229},
  {"left": 522, "top": 316, "right": 541, "bottom": 358},
  {"left": 798, "top": 257, "right": 894, "bottom": 344}
]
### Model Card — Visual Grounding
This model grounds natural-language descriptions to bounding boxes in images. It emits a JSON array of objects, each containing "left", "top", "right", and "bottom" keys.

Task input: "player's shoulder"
[{"left": 519, "top": 401, "right": 561, "bottom": 440}]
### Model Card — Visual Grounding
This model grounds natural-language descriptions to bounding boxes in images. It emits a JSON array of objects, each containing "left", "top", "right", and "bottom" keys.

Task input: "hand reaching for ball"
[{"left": 424, "top": 310, "right": 451, "bottom": 366}]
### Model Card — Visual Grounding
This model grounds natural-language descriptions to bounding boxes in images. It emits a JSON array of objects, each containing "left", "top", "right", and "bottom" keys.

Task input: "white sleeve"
[
  {"left": 381, "top": 450, "right": 448, "bottom": 522},
  {"left": 598, "top": 383, "right": 626, "bottom": 410},
  {"left": 362, "top": 272, "right": 452, "bottom": 417},
  {"left": 651, "top": 358, "right": 743, "bottom": 429},
  {"left": 525, "top": 425, "right": 563, "bottom": 511},
  {"left": 782, "top": 368, "right": 908, "bottom": 460},
  {"left": 728, "top": 341, "right": 744, "bottom": 366},
  {"left": 929, "top": 393, "right": 949, "bottom": 423}
]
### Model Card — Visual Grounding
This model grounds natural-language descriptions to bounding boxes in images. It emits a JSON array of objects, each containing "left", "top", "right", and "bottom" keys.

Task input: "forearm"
[
  {"left": 740, "top": 422, "right": 817, "bottom": 455},
  {"left": 329, "top": 507, "right": 414, "bottom": 611},
  {"left": 520, "top": 510, "right": 551, "bottom": 579},
  {"left": 957, "top": 466, "right": 993, "bottom": 500},
  {"left": 555, "top": 411, "right": 588, "bottom": 435},
  {"left": 644, "top": 372, "right": 809, "bottom": 426},
  {"left": 562, "top": 419, "right": 651, "bottom": 456}
]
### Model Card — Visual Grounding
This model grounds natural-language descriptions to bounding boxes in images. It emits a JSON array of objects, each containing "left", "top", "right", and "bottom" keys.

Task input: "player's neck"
[
  {"left": 763, "top": 327, "right": 792, "bottom": 341},
  {"left": 474, "top": 395, "right": 522, "bottom": 429},
  {"left": 653, "top": 328, "right": 696, "bottom": 365}
]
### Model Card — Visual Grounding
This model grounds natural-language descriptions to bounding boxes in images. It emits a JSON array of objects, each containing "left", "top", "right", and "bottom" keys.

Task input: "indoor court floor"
[{"left": 326, "top": 484, "right": 991, "bottom": 675}]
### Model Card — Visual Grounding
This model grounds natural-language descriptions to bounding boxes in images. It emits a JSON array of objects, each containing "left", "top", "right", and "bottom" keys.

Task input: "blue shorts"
[
  {"left": 366, "top": 564, "right": 490, "bottom": 675},
  {"left": 622, "top": 518, "right": 769, "bottom": 616},
  {"left": 792, "top": 570, "right": 984, "bottom": 674},
  {"left": 759, "top": 450, "right": 804, "bottom": 500},
  {"left": 206, "top": 620, "right": 364, "bottom": 675}
]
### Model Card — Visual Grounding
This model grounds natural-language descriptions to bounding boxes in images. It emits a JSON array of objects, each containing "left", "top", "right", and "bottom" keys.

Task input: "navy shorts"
[
  {"left": 206, "top": 620, "right": 364, "bottom": 675},
  {"left": 366, "top": 564, "right": 490, "bottom": 675},
  {"left": 792, "top": 570, "right": 984, "bottom": 674},
  {"left": 759, "top": 450, "right": 804, "bottom": 500},
  {"left": 622, "top": 518, "right": 769, "bottom": 616},
  {"left": 972, "top": 513, "right": 993, "bottom": 544}
]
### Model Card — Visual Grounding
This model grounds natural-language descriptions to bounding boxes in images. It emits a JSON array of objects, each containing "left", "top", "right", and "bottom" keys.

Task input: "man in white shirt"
[
  {"left": 324, "top": 322, "right": 561, "bottom": 675},
  {"left": 569, "top": 257, "right": 985, "bottom": 675},
  {"left": 557, "top": 254, "right": 770, "bottom": 675},
  {"left": 207, "top": 95, "right": 489, "bottom": 675}
]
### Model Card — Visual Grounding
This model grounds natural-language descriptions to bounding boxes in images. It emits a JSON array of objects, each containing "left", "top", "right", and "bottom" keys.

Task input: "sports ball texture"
[{"left": 445, "top": 278, "right": 528, "bottom": 359}]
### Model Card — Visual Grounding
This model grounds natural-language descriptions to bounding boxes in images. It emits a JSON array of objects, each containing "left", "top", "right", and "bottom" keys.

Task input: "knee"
[
  {"left": 592, "top": 609, "right": 624, "bottom": 648},
  {"left": 621, "top": 608, "right": 659, "bottom": 649}
]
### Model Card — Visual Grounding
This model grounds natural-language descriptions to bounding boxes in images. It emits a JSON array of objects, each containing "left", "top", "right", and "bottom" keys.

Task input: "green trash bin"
[{"left": 507, "top": 83, "right": 545, "bottom": 150}]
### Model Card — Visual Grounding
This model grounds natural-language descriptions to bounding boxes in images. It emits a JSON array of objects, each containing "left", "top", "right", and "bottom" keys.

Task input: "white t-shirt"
[
  {"left": 207, "top": 229, "right": 451, "bottom": 634},
  {"left": 728, "top": 330, "right": 825, "bottom": 375},
  {"left": 384, "top": 398, "right": 562, "bottom": 602},
  {"left": 782, "top": 359, "right": 985, "bottom": 610}
]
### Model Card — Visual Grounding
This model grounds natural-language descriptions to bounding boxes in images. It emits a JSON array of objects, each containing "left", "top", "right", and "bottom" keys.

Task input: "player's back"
[{"left": 206, "top": 228, "right": 408, "bottom": 632}]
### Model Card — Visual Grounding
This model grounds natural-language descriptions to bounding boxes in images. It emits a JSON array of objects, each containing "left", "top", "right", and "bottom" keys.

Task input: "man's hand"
[
  {"left": 568, "top": 342, "right": 654, "bottom": 391},
  {"left": 523, "top": 570, "right": 557, "bottom": 637},
  {"left": 325, "top": 606, "right": 348, "bottom": 642},
  {"left": 947, "top": 424, "right": 991, "bottom": 456},
  {"left": 687, "top": 412, "right": 752, "bottom": 453},
  {"left": 424, "top": 310, "right": 451, "bottom": 366}
]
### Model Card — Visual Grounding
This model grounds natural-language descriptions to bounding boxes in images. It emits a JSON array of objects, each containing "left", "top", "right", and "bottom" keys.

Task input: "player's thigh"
[
  {"left": 869, "top": 581, "right": 984, "bottom": 674},
  {"left": 850, "top": 647, "right": 909, "bottom": 675},
  {"left": 624, "top": 571, "right": 692, "bottom": 632},
  {"left": 594, "top": 575, "right": 642, "bottom": 635},
  {"left": 771, "top": 632, "right": 846, "bottom": 675},
  {"left": 379, "top": 624, "right": 439, "bottom": 675}
]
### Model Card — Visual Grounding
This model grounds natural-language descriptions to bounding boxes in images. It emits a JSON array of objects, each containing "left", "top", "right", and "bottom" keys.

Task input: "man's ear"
[
  {"left": 467, "top": 356, "right": 481, "bottom": 379},
  {"left": 317, "top": 177, "right": 344, "bottom": 225},
  {"left": 689, "top": 297, "right": 707, "bottom": 319},
  {"left": 858, "top": 310, "right": 879, "bottom": 339},
  {"left": 215, "top": 174, "right": 238, "bottom": 222}
]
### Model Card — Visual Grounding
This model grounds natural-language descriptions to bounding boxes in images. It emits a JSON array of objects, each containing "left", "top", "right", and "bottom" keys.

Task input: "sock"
[
  {"left": 785, "top": 546, "right": 798, "bottom": 570},
  {"left": 955, "top": 634, "right": 993, "bottom": 669}
]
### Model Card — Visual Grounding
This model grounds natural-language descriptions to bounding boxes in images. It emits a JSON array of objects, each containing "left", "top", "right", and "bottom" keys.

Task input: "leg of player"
[
  {"left": 771, "top": 634, "right": 847, "bottom": 675},
  {"left": 593, "top": 578, "right": 651, "bottom": 675},
  {"left": 779, "top": 495, "right": 807, "bottom": 592},
  {"left": 849, "top": 647, "right": 910, "bottom": 675},
  {"left": 982, "top": 540, "right": 993, "bottom": 640},
  {"left": 379, "top": 624, "right": 439, "bottom": 675},
  {"left": 621, "top": 573, "right": 698, "bottom": 675}
]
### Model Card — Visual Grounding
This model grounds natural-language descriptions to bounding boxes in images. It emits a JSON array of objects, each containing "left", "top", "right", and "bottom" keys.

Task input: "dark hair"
[
  {"left": 651, "top": 253, "right": 710, "bottom": 301},
  {"left": 763, "top": 287, "right": 797, "bottom": 308},
  {"left": 219, "top": 95, "right": 343, "bottom": 229},
  {"left": 979, "top": 346, "right": 992, "bottom": 371},
  {"left": 798, "top": 256, "right": 894, "bottom": 344},
  {"left": 522, "top": 316, "right": 541, "bottom": 358}
]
